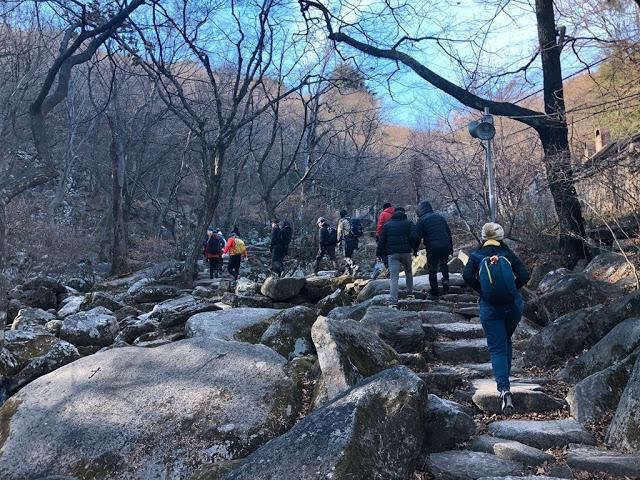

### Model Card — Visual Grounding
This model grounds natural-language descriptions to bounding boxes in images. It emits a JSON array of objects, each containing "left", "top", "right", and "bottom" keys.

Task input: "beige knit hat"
[{"left": 481, "top": 222, "right": 505, "bottom": 241}]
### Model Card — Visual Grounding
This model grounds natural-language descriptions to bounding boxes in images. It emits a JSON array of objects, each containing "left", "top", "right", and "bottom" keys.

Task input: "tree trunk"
[
  {"left": 0, "top": 199, "right": 6, "bottom": 270},
  {"left": 535, "top": 0, "right": 589, "bottom": 263},
  {"left": 109, "top": 127, "right": 128, "bottom": 276}
]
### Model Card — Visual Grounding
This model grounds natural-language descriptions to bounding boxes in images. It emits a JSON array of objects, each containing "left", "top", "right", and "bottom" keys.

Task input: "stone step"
[
  {"left": 432, "top": 339, "right": 490, "bottom": 363},
  {"left": 417, "top": 367, "right": 465, "bottom": 395},
  {"left": 457, "top": 306, "right": 480, "bottom": 317},
  {"left": 424, "top": 450, "right": 522, "bottom": 480},
  {"left": 471, "top": 434, "right": 555, "bottom": 467},
  {"left": 471, "top": 379, "right": 565, "bottom": 414},
  {"left": 487, "top": 419, "right": 595, "bottom": 450},
  {"left": 567, "top": 443, "right": 640, "bottom": 477},
  {"left": 458, "top": 363, "right": 524, "bottom": 378},
  {"left": 424, "top": 322, "right": 485, "bottom": 340},
  {"left": 397, "top": 299, "right": 453, "bottom": 312},
  {"left": 419, "top": 311, "right": 468, "bottom": 324},
  {"left": 442, "top": 293, "right": 479, "bottom": 303}
]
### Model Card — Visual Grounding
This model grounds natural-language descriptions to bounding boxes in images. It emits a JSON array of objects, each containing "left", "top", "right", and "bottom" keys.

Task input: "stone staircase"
[{"left": 402, "top": 277, "right": 640, "bottom": 479}]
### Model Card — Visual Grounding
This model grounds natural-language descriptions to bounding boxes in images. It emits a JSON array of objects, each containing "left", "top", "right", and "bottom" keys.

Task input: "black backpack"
[
  {"left": 349, "top": 217, "right": 363, "bottom": 237},
  {"left": 327, "top": 227, "right": 338, "bottom": 245},
  {"left": 206, "top": 234, "right": 222, "bottom": 255},
  {"left": 280, "top": 221, "right": 292, "bottom": 245}
]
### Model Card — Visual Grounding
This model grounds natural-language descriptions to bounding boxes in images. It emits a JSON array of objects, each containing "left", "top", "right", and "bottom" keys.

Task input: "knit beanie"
[{"left": 481, "top": 222, "right": 504, "bottom": 241}]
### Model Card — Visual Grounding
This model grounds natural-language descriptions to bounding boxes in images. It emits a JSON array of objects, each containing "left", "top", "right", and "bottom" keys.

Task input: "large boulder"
[
  {"left": 424, "top": 450, "right": 522, "bottom": 480},
  {"left": 10, "top": 307, "right": 55, "bottom": 331},
  {"left": 57, "top": 296, "right": 84, "bottom": 318},
  {"left": 360, "top": 306, "right": 425, "bottom": 353},
  {"left": 79, "top": 291, "right": 125, "bottom": 313},
  {"left": 0, "top": 338, "right": 301, "bottom": 479},
  {"left": 524, "top": 291, "right": 640, "bottom": 368},
  {"left": 235, "top": 277, "right": 260, "bottom": 296},
  {"left": 526, "top": 271, "right": 623, "bottom": 326},
  {"left": 311, "top": 316, "right": 400, "bottom": 407},
  {"left": 316, "top": 288, "right": 349, "bottom": 316},
  {"left": 59, "top": 307, "right": 119, "bottom": 347},
  {"left": 131, "top": 284, "right": 181, "bottom": 304},
  {"left": 223, "top": 366, "right": 427, "bottom": 480},
  {"left": 488, "top": 419, "right": 594, "bottom": 450},
  {"left": 559, "top": 317, "right": 640, "bottom": 382},
  {"left": 4, "top": 327, "right": 59, "bottom": 370},
  {"left": 301, "top": 276, "right": 336, "bottom": 303},
  {"left": 423, "top": 394, "right": 476, "bottom": 453},
  {"left": 568, "top": 348, "right": 639, "bottom": 425},
  {"left": 140, "top": 294, "right": 220, "bottom": 328},
  {"left": 606, "top": 353, "right": 640, "bottom": 451},
  {"left": 260, "top": 306, "right": 317, "bottom": 359},
  {"left": 260, "top": 276, "right": 306, "bottom": 301},
  {"left": 22, "top": 276, "right": 67, "bottom": 295},
  {"left": 186, "top": 307, "right": 279, "bottom": 343},
  {"left": 584, "top": 252, "right": 639, "bottom": 290}
]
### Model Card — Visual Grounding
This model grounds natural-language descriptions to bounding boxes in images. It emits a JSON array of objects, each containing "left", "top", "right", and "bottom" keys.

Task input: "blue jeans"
[{"left": 480, "top": 293, "right": 524, "bottom": 392}]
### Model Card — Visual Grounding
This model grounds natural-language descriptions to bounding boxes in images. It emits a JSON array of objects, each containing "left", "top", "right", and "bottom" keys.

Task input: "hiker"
[
  {"left": 375, "top": 202, "right": 394, "bottom": 271},
  {"left": 270, "top": 219, "right": 291, "bottom": 276},
  {"left": 415, "top": 200, "right": 454, "bottom": 299},
  {"left": 223, "top": 227, "right": 248, "bottom": 280},
  {"left": 203, "top": 226, "right": 225, "bottom": 279},
  {"left": 313, "top": 217, "right": 338, "bottom": 274},
  {"left": 462, "top": 222, "right": 530, "bottom": 414},
  {"left": 337, "top": 209, "right": 362, "bottom": 276},
  {"left": 376, "top": 206, "right": 415, "bottom": 306}
]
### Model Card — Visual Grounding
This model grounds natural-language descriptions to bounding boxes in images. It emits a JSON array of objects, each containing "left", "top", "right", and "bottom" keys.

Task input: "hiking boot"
[
  {"left": 429, "top": 290, "right": 439, "bottom": 301},
  {"left": 501, "top": 390, "right": 514, "bottom": 415}
]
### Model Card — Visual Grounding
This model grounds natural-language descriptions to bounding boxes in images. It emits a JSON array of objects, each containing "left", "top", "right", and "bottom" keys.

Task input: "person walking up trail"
[
  {"left": 270, "top": 219, "right": 291, "bottom": 276},
  {"left": 375, "top": 202, "right": 394, "bottom": 275},
  {"left": 376, "top": 206, "right": 415, "bottom": 306},
  {"left": 203, "top": 226, "right": 225, "bottom": 279},
  {"left": 463, "top": 222, "right": 530, "bottom": 414},
  {"left": 415, "top": 200, "right": 454, "bottom": 299},
  {"left": 314, "top": 217, "right": 338, "bottom": 275},
  {"left": 337, "top": 209, "right": 362, "bottom": 276},
  {"left": 224, "top": 227, "right": 248, "bottom": 280}
]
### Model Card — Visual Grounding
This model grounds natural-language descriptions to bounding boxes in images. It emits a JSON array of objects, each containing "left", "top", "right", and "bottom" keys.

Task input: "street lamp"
[{"left": 469, "top": 107, "right": 497, "bottom": 222}]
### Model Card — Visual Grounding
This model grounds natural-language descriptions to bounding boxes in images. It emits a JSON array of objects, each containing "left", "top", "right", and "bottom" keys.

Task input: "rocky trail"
[{"left": 1, "top": 249, "right": 640, "bottom": 479}]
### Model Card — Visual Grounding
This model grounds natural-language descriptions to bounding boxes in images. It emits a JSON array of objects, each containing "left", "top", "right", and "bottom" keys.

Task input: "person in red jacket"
[{"left": 375, "top": 202, "right": 394, "bottom": 271}]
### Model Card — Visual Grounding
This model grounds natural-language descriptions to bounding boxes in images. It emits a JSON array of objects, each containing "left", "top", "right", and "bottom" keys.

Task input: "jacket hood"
[{"left": 416, "top": 201, "right": 433, "bottom": 217}]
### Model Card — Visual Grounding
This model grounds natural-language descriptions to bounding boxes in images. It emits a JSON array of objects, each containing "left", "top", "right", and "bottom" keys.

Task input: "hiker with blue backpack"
[
  {"left": 463, "top": 222, "right": 530, "bottom": 414},
  {"left": 203, "top": 226, "right": 226, "bottom": 279},
  {"left": 337, "top": 209, "right": 363, "bottom": 276}
]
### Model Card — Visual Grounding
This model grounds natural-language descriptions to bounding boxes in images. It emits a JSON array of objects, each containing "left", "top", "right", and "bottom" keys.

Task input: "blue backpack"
[{"left": 475, "top": 254, "right": 518, "bottom": 305}]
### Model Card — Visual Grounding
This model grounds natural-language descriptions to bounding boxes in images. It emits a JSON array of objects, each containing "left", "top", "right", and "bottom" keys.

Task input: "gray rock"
[
  {"left": 567, "top": 443, "right": 640, "bottom": 477},
  {"left": 311, "top": 316, "right": 400, "bottom": 407},
  {"left": 424, "top": 394, "right": 476, "bottom": 453},
  {"left": 357, "top": 274, "right": 467, "bottom": 302},
  {"left": 301, "top": 276, "right": 335, "bottom": 302},
  {"left": 260, "top": 276, "right": 306, "bottom": 301},
  {"left": 260, "top": 306, "right": 317, "bottom": 359},
  {"left": 424, "top": 322, "right": 485, "bottom": 340},
  {"left": 0, "top": 338, "right": 301, "bottom": 479},
  {"left": 22, "top": 276, "right": 67, "bottom": 295},
  {"left": 559, "top": 317, "right": 640, "bottom": 382},
  {"left": 131, "top": 284, "right": 181, "bottom": 303},
  {"left": 417, "top": 367, "right": 464, "bottom": 395},
  {"left": 223, "top": 366, "right": 427, "bottom": 480},
  {"left": 524, "top": 291, "right": 640, "bottom": 368},
  {"left": 567, "top": 348, "right": 639, "bottom": 425},
  {"left": 477, "top": 477, "right": 566, "bottom": 480},
  {"left": 488, "top": 419, "right": 595, "bottom": 450},
  {"left": 125, "top": 277, "right": 153, "bottom": 296},
  {"left": 361, "top": 306, "right": 425, "bottom": 353},
  {"left": 115, "top": 318, "right": 159, "bottom": 344},
  {"left": 0, "top": 347, "right": 19, "bottom": 376},
  {"left": 432, "top": 338, "right": 489, "bottom": 363},
  {"left": 606, "top": 353, "right": 640, "bottom": 451},
  {"left": 471, "top": 435, "right": 554, "bottom": 467},
  {"left": 316, "top": 288, "right": 349, "bottom": 316},
  {"left": 424, "top": 450, "right": 522, "bottom": 480},
  {"left": 141, "top": 294, "right": 221, "bottom": 328},
  {"left": 59, "top": 307, "right": 119, "bottom": 347},
  {"left": 45, "top": 319, "right": 63, "bottom": 335},
  {"left": 57, "top": 296, "right": 84, "bottom": 318},
  {"left": 79, "top": 291, "right": 125, "bottom": 313},
  {"left": 472, "top": 379, "right": 564, "bottom": 414},
  {"left": 537, "top": 268, "right": 572, "bottom": 294},
  {"left": 421, "top": 310, "right": 468, "bottom": 324},
  {"left": 66, "top": 277, "right": 92, "bottom": 293},
  {"left": 234, "top": 277, "right": 260, "bottom": 296},
  {"left": 584, "top": 252, "right": 639, "bottom": 289},
  {"left": 10, "top": 308, "right": 56, "bottom": 330},
  {"left": 186, "top": 307, "right": 279, "bottom": 343},
  {"left": 4, "top": 328, "right": 59, "bottom": 370}
]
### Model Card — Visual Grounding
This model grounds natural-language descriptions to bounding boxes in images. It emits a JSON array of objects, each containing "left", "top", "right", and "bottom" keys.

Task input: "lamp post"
[{"left": 468, "top": 107, "right": 497, "bottom": 222}]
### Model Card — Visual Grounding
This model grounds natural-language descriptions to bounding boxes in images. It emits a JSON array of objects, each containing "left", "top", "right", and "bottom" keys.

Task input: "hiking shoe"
[{"left": 501, "top": 390, "right": 514, "bottom": 415}]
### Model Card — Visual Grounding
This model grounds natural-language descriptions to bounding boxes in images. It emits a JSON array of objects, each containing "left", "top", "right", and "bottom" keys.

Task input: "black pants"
[
  {"left": 271, "top": 247, "right": 286, "bottom": 275},
  {"left": 314, "top": 246, "right": 337, "bottom": 272},
  {"left": 228, "top": 255, "right": 241, "bottom": 279},
  {"left": 376, "top": 237, "right": 388, "bottom": 268},
  {"left": 209, "top": 257, "right": 223, "bottom": 278},
  {"left": 427, "top": 247, "right": 450, "bottom": 294}
]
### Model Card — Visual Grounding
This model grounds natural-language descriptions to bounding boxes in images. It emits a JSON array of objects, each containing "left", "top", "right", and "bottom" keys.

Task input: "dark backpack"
[
  {"left": 280, "top": 221, "right": 292, "bottom": 245},
  {"left": 327, "top": 227, "right": 338, "bottom": 245},
  {"left": 206, "top": 235, "right": 222, "bottom": 255},
  {"left": 349, "top": 217, "right": 363, "bottom": 237},
  {"left": 475, "top": 254, "right": 518, "bottom": 305}
]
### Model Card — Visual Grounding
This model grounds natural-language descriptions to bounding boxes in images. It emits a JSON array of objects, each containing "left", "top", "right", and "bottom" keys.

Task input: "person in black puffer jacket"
[
  {"left": 415, "top": 200, "right": 453, "bottom": 298},
  {"left": 376, "top": 207, "right": 415, "bottom": 305}
]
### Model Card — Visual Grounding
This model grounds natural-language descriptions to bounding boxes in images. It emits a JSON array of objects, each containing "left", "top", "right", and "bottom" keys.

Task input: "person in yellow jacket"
[{"left": 223, "top": 227, "right": 248, "bottom": 280}]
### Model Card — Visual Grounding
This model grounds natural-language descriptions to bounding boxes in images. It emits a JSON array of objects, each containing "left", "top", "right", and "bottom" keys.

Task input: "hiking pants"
[
  {"left": 389, "top": 252, "right": 413, "bottom": 305},
  {"left": 314, "top": 246, "right": 337, "bottom": 272},
  {"left": 427, "top": 247, "right": 450, "bottom": 294},
  {"left": 228, "top": 254, "right": 241, "bottom": 279},
  {"left": 343, "top": 237, "right": 358, "bottom": 273},
  {"left": 479, "top": 293, "right": 524, "bottom": 392},
  {"left": 271, "top": 247, "right": 286, "bottom": 276},
  {"left": 208, "top": 257, "right": 223, "bottom": 278}
]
